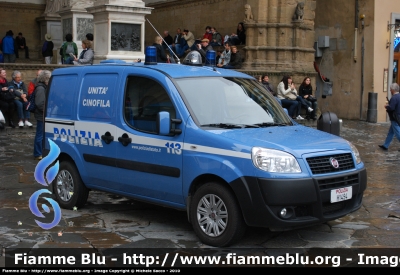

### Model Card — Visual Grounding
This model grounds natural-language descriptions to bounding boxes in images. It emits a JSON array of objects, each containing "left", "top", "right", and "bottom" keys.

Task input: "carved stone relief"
[
  {"left": 62, "top": 18, "right": 73, "bottom": 39},
  {"left": 77, "top": 18, "right": 94, "bottom": 41},
  {"left": 44, "top": 0, "right": 62, "bottom": 15},
  {"left": 111, "top": 23, "right": 141, "bottom": 51},
  {"left": 70, "top": 0, "right": 95, "bottom": 10}
]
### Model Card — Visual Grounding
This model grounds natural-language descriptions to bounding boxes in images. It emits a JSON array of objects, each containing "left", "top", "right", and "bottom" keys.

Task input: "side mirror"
[
  {"left": 158, "top": 111, "right": 171, "bottom": 135},
  {"left": 157, "top": 111, "right": 182, "bottom": 136}
]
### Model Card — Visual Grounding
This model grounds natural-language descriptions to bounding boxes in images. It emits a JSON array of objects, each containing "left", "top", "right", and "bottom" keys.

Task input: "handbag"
[
  {"left": 286, "top": 92, "right": 297, "bottom": 100},
  {"left": 0, "top": 88, "right": 17, "bottom": 101},
  {"left": 0, "top": 109, "right": 5, "bottom": 123}
]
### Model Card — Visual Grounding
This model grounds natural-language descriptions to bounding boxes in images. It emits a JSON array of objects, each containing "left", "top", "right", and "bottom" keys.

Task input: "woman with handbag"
[
  {"left": 0, "top": 68, "right": 16, "bottom": 128},
  {"left": 72, "top": 39, "right": 94, "bottom": 65},
  {"left": 276, "top": 75, "right": 302, "bottom": 119}
]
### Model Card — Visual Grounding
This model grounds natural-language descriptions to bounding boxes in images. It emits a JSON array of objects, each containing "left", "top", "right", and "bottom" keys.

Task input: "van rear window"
[{"left": 47, "top": 74, "right": 79, "bottom": 119}]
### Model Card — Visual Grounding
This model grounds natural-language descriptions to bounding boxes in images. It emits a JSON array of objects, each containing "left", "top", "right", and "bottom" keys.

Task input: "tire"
[
  {"left": 52, "top": 161, "right": 89, "bottom": 209},
  {"left": 190, "top": 182, "right": 247, "bottom": 247}
]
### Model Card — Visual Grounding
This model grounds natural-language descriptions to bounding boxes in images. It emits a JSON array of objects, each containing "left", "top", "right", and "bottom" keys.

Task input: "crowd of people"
[
  {"left": 0, "top": 29, "right": 94, "bottom": 66},
  {"left": 158, "top": 23, "right": 247, "bottom": 68},
  {"left": 0, "top": 68, "right": 51, "bottom": 160},
  {"left": 259, "top": 74, "right": 318, "bottom": 120},
  {"left": 60, "top": 33, "right": 94, "bottom": 65}
]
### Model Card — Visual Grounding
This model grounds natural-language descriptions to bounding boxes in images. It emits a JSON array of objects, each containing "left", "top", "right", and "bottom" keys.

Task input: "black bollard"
[
  {"left": 317, "top": 112, "right": 340, "bottom": 136},
  {"left": 366, "top": 92, "right": 377, "bottom": 123}
]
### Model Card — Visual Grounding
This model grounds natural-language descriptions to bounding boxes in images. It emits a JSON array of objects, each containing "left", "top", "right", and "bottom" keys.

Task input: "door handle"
[
  {"left": 118, "top": 133, "right": 132, "bottom": 147},
  {"left": 101, "top": 132, "right": 114, "bottom": 144}
]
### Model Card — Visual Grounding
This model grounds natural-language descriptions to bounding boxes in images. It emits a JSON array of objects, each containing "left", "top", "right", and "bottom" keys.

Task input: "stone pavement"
[{"left": 0, "top": 120, "right": 400, "bottom": 266}]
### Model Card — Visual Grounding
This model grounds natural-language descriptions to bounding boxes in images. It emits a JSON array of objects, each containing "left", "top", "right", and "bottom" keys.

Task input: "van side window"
[{"left": 125, "top": 76, "right": 176, "bottom": 134}]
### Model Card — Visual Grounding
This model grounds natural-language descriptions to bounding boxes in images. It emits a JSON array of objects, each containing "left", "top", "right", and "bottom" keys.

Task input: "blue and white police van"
[{"left": 44, "top": 50, "right": 367, "bottom": 247}]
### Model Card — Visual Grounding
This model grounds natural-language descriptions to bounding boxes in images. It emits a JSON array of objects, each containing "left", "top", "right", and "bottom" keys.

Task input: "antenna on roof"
[{"left": 146, "top": 18, "right": 181, "bottom": 64}]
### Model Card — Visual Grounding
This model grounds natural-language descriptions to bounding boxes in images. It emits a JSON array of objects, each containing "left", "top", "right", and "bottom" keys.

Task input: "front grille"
[
  {"left": 306, "top": 153, "right": 355, "bottom": 175},
  {"left": 294, "top": 205, "right": 312, "bottom": 217},
  {"left": 318, "top": 174, "right": 359, "bottom": 190},
  {"left": 322, "top": 201, "right": 346, "bottom": 215}
]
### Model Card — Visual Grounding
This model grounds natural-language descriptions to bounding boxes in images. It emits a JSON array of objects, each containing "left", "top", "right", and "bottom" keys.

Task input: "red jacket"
[
  {"left": 203, "top": 32, "right": 212, "bottom": 41},
  {"left": 28, "top": 79, "right": 37, "bottom": 96}
]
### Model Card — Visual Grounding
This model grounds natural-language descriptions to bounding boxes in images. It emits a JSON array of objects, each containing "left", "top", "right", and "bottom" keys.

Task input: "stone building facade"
[
  {"left": 0, "top": 1, "right": 45, "bottom": 60},
  {"left": 2, "top": 0, "right": 400, "bottom": 122},
  {"left": 314, "top": 0, "right": 400, "bottom": 122},
  {"left": 144, "top": 0, "right": 317, "bottom": 96}
]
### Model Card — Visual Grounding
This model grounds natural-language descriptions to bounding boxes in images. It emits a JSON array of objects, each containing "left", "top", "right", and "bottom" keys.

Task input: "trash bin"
[{"left": 317, "top": 111, "right": 340, "bottom": 136}]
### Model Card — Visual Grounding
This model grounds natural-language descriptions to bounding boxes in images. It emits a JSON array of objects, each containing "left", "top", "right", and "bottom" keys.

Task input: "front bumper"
[{"left": 230, "top": 168, "right": 367, "bottom": 229}]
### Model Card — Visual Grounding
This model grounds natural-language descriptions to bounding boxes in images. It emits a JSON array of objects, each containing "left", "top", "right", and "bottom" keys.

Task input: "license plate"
[{"left": 330, "top": 186, "right": 352, "bottom": 203}]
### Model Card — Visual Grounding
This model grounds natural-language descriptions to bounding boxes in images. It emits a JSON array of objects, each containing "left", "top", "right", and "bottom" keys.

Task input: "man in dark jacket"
[
  {"left": 210, "top": 27, "right": 223, "bottom": 47},
  {"left": 261, "top": 75, "right": 281, "bottom": 105},
  {"left": 379, "top": 83, "right": 400, "bottom": 151},
  {"left": 196, "top": 38, "right": 214, "bottom": 64},
  {"left": 15, "top": 32, "right": 29, "bottom": 59},
  {"left": 223, "top": 46, "right": 242, "bottom": 69},
  {"left": 162, "top": 30, "right": 173, "bottom": 50},
  {"left": 169, "top": 28, "right": 182, "bottom": 56},
  {"left": 42, "top": 34, "right": 54, "bottom": 64},
  {"left": 152, "top": 36, "right": 168, "bottom": 63},
  {"left": 33, "top": 70, "right": 51, "bottom": 160}
]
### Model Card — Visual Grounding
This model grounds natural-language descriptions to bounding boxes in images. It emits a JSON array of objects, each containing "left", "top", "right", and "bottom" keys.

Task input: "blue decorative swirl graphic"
[
  {"left": 29, "top": 138, "right": 62, "bottom": 230},
  {"left": 29, "top": 189, "right": 62, "bottom": 230},
  {"left": 34, "top": 139, "right": 60, "bottom": 186}
]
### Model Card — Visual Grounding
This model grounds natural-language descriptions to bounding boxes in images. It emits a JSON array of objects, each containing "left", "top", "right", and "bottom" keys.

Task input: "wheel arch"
[{"left": 186, "top": 173, "right": 242, "bottom": 224}]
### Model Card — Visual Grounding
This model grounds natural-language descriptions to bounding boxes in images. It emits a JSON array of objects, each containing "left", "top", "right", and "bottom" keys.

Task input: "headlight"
[
  {"left": 347, "top": 141, "right": 361, "bottom": 164},
  {"left": 251, "top": 147, "right": 301, "bottom": 173}
]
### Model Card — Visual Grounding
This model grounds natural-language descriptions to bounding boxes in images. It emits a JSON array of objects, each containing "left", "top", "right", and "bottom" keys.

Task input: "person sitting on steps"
[{"left": 299, "top": 76, "right": 318, "bottom": 120}]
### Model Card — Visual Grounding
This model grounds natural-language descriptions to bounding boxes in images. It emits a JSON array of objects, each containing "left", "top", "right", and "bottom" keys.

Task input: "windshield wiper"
[
  {"left": 254, "top": 122, "right": 289, "bottom": 127},
  {"left": 201, "top": 123, "right": 260, "bottom": 129}
]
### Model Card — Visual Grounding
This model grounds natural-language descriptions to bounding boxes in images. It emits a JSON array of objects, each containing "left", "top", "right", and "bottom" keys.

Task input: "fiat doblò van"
[{"left": 44, "top": 59, "right": 367, "bottom": 247}]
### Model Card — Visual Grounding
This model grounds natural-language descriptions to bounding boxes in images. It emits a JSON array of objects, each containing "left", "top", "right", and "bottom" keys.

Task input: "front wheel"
[
  {"left": 52, "top": 161, "right": 89, "bottom": 209},
  {"left": 190, "top": 182, "right": 247, "bottom": 247}
]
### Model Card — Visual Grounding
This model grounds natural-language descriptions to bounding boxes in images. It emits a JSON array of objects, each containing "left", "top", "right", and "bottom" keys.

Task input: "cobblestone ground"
[{"left": 0, "top": 120, "right": 399, "bottom": 260}]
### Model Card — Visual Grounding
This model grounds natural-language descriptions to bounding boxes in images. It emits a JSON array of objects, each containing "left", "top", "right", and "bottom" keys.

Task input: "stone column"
[
  {"left": 241, "top": 0, "right": 316, "bottom": 82},
  {"left": 86, "top": 0, "right": 153, "bottom": 64},
  {"left": 58, "top": 1, "right": 95, "bottom": 56},
  {"left": 36, "top": 8, "right": 62, "bottom": 64}
]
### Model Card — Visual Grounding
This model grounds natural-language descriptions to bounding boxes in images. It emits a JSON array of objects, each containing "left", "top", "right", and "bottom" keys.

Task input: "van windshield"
[{"left": 175, "top": 77, "right": 292, "bottom": 128}]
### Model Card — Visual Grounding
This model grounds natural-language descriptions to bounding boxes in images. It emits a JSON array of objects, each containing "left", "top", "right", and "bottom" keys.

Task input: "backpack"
[
  {"left": 65, "top": 43, "right": 74, "bottom": 54},
  {"left": 59, "top": 43, "right": 64, "bottom": 56},
  {"left": 42, "top": 41, "right": 48, "bottom": 53},
  {"left": 25, "top": 89, "right": 37, "bottom": 113}
]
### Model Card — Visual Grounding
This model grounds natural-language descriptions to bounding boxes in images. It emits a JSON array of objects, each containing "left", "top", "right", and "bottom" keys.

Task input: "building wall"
[
  {"left": 315, "top": 0, "right": 400, "bottom": 122},
  {"left": 0, "top": 2, "right": 46, "bottom": 60},
  {"left": 374, "top": 0, "right": 400, "bottom": 122},
  {"left": 315, "top": 0, "right": 374, "bottom": 120},
  {"left": 5, "top": 0, "right": 400, "bottom": 122},
  {"left": 145, "top": 0, "right": 247, "bottom": 48},
  {"left": 145, "top": 0, "right": 317, "bottom": 94}
]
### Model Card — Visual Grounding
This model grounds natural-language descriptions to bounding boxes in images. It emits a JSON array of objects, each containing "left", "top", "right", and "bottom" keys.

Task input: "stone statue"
[
  {"left": 244, "top": 4, "right": 254, "bottom": 23},
  {"left": 69, "top": 0, "right": 95, "bottom": 9},
  {"left": 61, "top": 0, "right": 69, "bottom": 8},
  {"left": 44, "top": 0, "right": 62, "bottom": 14},
  {"left": 292, "top": 2, "right": 305, "bottom": 21}
]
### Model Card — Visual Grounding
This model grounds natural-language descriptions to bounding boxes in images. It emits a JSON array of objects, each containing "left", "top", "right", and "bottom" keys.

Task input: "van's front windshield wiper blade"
[
  {"left": 254, "top": 122, "right": 289, "bottom": 127},
  {"left": 201, "top": 123, "right": 259, "bottom": 129}
]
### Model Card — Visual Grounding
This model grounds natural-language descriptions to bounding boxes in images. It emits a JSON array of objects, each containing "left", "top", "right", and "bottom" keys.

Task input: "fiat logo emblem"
[{"left": 330, "top": 157, "right": 339, "bottom": 169}]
